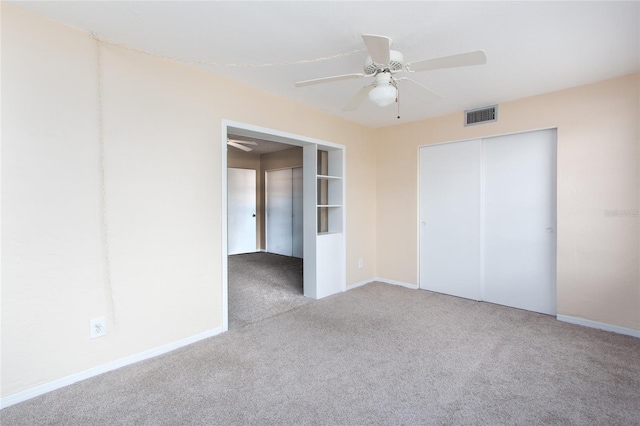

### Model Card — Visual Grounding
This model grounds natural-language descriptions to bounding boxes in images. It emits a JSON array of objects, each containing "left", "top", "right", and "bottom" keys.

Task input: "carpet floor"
[
  {"left": 228, "top": 252, "right": 308, "bottom": 329},
  {"left": 2, "top": 282, "right": 639, "bottom": 425}
]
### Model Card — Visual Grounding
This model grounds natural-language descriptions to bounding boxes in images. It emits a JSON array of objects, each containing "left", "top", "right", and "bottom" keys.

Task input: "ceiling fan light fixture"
[
  {"left": 368, "top": 84, "right": 396, "bottom": 107},
  {"left": 368, "top": 72, "right": 397, "bottom": 107},
  {"left": 294, "top": 34, "right": 487, "bottom": 113}
]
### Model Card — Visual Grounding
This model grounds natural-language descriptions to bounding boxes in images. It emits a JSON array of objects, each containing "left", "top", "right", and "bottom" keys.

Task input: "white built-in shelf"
[{"left": 317, "top": 205, "right": 341, "bottom": 208}]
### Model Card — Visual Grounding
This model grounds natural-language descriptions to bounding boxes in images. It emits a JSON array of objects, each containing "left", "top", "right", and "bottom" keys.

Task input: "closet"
[
  {"left": 419, "top": 129, "right": 557, "bottom": 315},
  {"left": 266, "top": 167, "right": 303, "bottom": 258}
]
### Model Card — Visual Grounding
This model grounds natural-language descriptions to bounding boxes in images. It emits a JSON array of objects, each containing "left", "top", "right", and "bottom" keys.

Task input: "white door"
[
  {"left": 419, "top": 140, "right": 482, "bottom": 300},
  {"left": 266, "top": 169, "right": 293, "bottom": 256},
  {"left": 419, "top": 130, "right": 557, "bottom": 315},
  {"left": 227, "top": 168, "right": 257, "bottom": 255},
  {"left": 292, "top": 167, "right": 304, "bottom": 258},
  {"left": 482, "top": 129, "right": 557, "bottom": 315}
]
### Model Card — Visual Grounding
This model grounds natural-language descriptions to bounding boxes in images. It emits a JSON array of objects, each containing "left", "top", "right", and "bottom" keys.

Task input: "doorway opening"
[
  {"left": 227, "top": 137, "right": 307, "bottom": 329},
  {"left": 222, "top": 120, "right": 346, "bottom": 332}
]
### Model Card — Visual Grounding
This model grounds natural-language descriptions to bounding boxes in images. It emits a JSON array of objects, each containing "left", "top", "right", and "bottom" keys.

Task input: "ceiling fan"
[
  {"left": 295, "top": 34, "right": 486, "bottom": 111},
  {"left": 227, "top": 139, "right": 258, "bottom": 152}
]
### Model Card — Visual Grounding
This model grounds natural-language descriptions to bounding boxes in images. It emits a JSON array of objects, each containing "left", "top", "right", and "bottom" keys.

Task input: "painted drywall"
[
  {"left": 261, "top": 147, "right": 303, "bottom": 171},
  {"left": 1, "top": 4, "right": 378, "bottom": 398},
  {"left": 227, "top": 150, "right": 261, "bottom": 170},
  {"left": 376, "top": 73, "right": 640, "bottom": 331}
]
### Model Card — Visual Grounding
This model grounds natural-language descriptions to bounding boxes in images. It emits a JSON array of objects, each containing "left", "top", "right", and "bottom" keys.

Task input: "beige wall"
[
  {"left": 1, "top": 5, "right": 377, "bottom": 398},
  {"left": 376, "top": 73, "right": 639, "bottom": 331},
  {"left": 228, "top": 150, "right": 261, "bottom": 170}
]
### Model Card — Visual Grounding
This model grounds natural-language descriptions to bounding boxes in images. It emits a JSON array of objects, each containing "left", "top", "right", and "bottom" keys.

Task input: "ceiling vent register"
[{"left": 465, "top": 105, "right": 498, "bottom": 126}]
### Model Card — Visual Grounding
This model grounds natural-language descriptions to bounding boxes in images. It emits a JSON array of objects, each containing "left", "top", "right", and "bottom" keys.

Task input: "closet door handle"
[{"left": 546, "top": 227, "right": 554, "bottom": 233}]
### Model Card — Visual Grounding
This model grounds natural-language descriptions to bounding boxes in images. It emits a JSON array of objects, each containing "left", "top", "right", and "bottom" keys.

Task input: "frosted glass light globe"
[{"left": 368, "top": 84, "right": 397, "bottom": 107}]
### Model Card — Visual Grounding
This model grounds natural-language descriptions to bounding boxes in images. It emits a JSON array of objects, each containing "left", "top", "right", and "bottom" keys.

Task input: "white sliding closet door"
[
  {"left": 419, "top": 140, "right": 482, "bottom": 300},
  {"left": 419, "top": 129, "right": 557, "bottom": 315},
  {"left": 266, "top": 167, "right": 303, "bottom": 258},
  {"left": 482, "top": 129, "right": 557, "bottom": 315},
  {"left": 266, "top": 169, "right": 293, "bottom": 256}
]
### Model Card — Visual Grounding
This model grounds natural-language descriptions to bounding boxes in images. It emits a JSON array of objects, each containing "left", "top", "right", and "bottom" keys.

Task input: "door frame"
[
  {"left": 221, "top": 120, "right": 346, "bottom": 332},
  {"left": 417, "top": 127, "right": 558, "bottom": 313}
]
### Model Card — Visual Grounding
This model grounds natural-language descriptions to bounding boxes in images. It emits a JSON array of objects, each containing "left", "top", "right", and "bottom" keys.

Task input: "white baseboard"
[
  {"left": 1, "top": 327, "right": 224, "bottom": 409},
  {"left": 346, "top": 278, "right": 374, "bottom": 290},
  {"left": 347, "top": 277, "right": 419, "bottom": 291},
  {"left": 556, "top": 315, "right": 640, "bottom": 338},
  {"left": 375, "top": 277, "right": 419, "bottom": 290}
]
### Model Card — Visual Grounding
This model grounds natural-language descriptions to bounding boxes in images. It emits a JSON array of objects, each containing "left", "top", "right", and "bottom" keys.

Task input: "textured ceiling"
[{"left": 12, "top": 1, "right": 640, "bottom": 128}]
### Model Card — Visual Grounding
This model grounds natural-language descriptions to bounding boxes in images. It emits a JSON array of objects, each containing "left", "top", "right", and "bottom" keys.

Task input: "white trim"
[
  {"left": 346, "top": 278, "right": 374, "bottom": 291},
  {"left": 416, "top": 146, "right": 421, "bottom": 290},
  {"left": 221, "top": 125, "right": 229, "bottom": 333},
  {"left": 416, "top": 126, "right": 558, "bottom": 150},
  {"left": 557, "top": 315, "right": 640, "bottom": 338},
  {"left": 479, "top": 139, "right": 485, "bottom": 300},
  {"left": 347, "top": 278, "right": 419, "bottom": 291},
  {"left": 228, "top": 250, "right": 263, "bottom": 255},
  {"left": 222, "top": 119, "right": 344, "bottom": 150},
  {"left": 0, "top": 327, "right": 223, "bottom": 409},
  {"left": 375, "top": 277, "right": 419, "bottom": 290}
]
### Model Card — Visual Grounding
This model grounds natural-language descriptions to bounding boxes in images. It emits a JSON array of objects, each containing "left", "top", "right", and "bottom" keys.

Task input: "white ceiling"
[
  {"left": 13, "top": 1, "right": 640, "bottom": 128},
  {"left": 228, "top": 135, "right": 298, "bottom": 155}
]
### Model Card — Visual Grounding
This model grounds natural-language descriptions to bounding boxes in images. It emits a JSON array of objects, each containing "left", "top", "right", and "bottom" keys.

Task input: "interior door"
[
  {"left": 266, "top": 169, "right": 293, "bottom": 256},
  {"left": 227, "top": 168, "right": 257, "bottom": 255},
  {"left": 482, "top": 129, "right": 557, "bottom": 315},
  {"left": 292, "top": 167, "right": 304, "bottom": 258},
  {"left": 419, "top": 140, "right": 482, "bottom": 300}
]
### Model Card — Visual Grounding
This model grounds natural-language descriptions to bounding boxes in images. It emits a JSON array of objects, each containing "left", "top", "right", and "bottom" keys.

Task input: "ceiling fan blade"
[
  {"left": 396, "top": 78, "right": 442, "bottom": 103},
  {"left": 407, "top": 50, "right": 487, "bottom": 73},
  {"left": 228, "top": 139, "right": 257, "bottom": 146},
  {"left": 362, "top": 34, "right": 391, "bottom": 65},
  {"left": 295, "top": 73, "right": 368, "bottom": 88},
  {"left": 227, "top": 141, "right": 253, "bottom": 152},
  {"left": 343, "top": 85, "right": 372, "bottom": 111}
]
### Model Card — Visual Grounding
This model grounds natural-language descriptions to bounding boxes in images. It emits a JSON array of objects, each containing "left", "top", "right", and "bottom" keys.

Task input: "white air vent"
[{"left": 465, "top": 105, "right": 497, "bottom": 126}]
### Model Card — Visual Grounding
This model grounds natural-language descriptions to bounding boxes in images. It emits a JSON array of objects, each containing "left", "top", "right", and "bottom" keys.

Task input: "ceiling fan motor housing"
[{"left": 364, "top": 50, "right": 404, "bottom": 74}]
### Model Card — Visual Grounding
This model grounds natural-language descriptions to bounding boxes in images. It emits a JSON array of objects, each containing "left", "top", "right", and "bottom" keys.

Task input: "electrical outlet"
[
  {"left": 90, "top": 317, "right": 106, "bottom": 339},
  {"left": 358, "top": 258, "right": 364, "bottom": 269}
]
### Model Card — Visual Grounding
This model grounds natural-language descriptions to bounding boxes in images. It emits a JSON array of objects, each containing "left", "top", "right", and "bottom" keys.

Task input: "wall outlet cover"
[{"left": 90, "top": 317, "right": 106, "bottom": 339}]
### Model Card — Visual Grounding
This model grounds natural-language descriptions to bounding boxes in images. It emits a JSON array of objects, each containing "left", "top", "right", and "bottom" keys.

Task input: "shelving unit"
[
  {"left": 303, "top": 144, "right": 346, "bottom": 299},
  {"left": 316, "top": 150, "right": 343, "bottom": 234}
]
